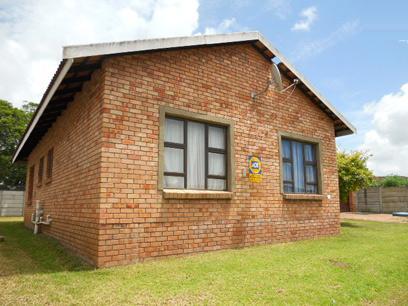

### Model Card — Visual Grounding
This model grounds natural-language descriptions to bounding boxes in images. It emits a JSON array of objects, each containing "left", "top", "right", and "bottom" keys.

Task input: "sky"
[{"left": 0, "top": 0, "right": 407, "bottom": 175}]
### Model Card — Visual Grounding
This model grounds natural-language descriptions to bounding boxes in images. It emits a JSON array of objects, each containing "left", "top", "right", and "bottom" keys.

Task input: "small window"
[
  {"left": 27, "top": 165, "right": 35, "bottom": 205},
  {"left": 281, "top": 138, "right": 319, "bottom": 194},
  {"left": 46, "top": 148, "right": 54, "bottom": 180},
  {"left": 38, "top": 157, "right": 44, "bottom": 186},
  {"left": 163, "top": 117, "right": 228, "bottom": 190}
]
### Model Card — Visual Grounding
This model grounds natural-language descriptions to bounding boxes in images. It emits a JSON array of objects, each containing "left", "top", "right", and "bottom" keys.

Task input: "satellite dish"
[
  {"left": 271, "top": 63, "right": 283, "bottom": 92},
  {"left": 250, "top": 63, "right": 299, "bottom": 99}
]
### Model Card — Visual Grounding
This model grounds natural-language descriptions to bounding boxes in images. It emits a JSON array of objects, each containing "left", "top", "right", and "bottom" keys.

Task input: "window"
[
  {"left": 163, "top": 117, "right": 228, "bottom": 190},
  {"left": 46, "top": 148, "right": 54, "bottom": 180},
  {"left": 27, "top": 165, "right": 35, "bottom": 205},
  {"left": 281, "top": 138, "right": 319, "bottom": 194},
  {"left": 38, "top": 157, "right": 44, "bottom": 186}
]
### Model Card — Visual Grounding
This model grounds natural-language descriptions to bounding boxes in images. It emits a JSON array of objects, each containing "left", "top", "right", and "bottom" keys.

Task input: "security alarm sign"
[{"left": 248, "top": 156, "right": 263, "bottom": 183}]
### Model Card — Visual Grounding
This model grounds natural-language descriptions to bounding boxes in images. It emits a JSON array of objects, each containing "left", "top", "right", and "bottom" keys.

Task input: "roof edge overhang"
[
  {"left": 12, "top": 58, "right": 74, "bottom": 163},
  {"left": 63, "top": 31, "right": 261, "bottom": 59},
  {"left": 13, "top": 31, "right": 355, "bottom": 163},
  {"left": 256, "top": 32, "right": 356, "bottom": 136}
]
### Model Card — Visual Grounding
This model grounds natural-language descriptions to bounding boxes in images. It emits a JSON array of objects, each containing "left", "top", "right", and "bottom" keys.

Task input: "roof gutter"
[{"left": 12, "top": 58, "right": 74, "bottom": 163}]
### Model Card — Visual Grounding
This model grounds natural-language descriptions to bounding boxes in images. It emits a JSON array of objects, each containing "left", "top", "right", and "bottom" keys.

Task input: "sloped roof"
[{"left": 13, "top": 31, "right": 355, "bottom": 162}]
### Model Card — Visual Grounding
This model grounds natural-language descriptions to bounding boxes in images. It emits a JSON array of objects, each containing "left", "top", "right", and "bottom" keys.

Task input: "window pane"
[
  {"left": 28, "top": 166, "right": 35, "bottom": 202},
  {"left": 208, "top": 178, "right": 226, "bottom": 190},
  {"left": 284, "top": 183, "right": 293, "bottom": 193},
  {"left": 209, "top": 153, "right": 225, "bottom": 176},
  {"left": 282, "top": 139, "right": 291, "bottom": 159},
  {"left": 187, "top": 121, "right": 205, "bottom": 189},
  {"left": 305, "top": 165, "right": 316, "bottom": 183},
  {"left": 47, "top": 148, "right": 54, "bottom": 179},
  {"left": 292, "top": 141, "right": 305, "bottom": 193},
  {"left": 164, "top": 176, "right": 184, "bottom": 189},
  {"left": 164, "top": 147, "right": 183, "bottom": 173},
  {"left": 38, "top": 157, "right": 44, "bottom": 184},
  {"left": 304, "top": 144, "right": 315, "bottom": 162},
  {"left": 283, "top": 162, "right": 292, "bottom": 181},
  {"left": 165, "top": 118, "right": 184, "bottom": 144},
  {"left": 306, "top": 184, "right": 317, "bottom": 194},
  {"left": 208, "top": 126, "right": 226, "bottom": 149}
]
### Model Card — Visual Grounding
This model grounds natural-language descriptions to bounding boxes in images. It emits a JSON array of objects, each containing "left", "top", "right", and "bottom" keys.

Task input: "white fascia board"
[
  {"left": 63, "top": 31, "right": 355, "bottom": 135},
  {"left": 63, "top": 32, "right": 260, "bottom": 59},
  {"left": 257, "top": 33, "right": 356, "bottom": 135},
  {"left": 12, "top": 58, "right": 74, "bottom": 163}
]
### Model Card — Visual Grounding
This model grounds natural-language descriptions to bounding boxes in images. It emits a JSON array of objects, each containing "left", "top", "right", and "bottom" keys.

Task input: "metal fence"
[
  {"left": 356, "top": 187, "right": 408, "bottom": 213},
  {"left": 0, "top": 190, "right": 24, "bottom": 216}
]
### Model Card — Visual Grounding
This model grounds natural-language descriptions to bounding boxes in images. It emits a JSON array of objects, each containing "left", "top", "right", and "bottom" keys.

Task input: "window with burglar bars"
[
  {"left": 282, "top": 138, "right": 319, "bottom": 194},
  {"left": 163, "top": 117, "right": 228, "bottom": 190}
]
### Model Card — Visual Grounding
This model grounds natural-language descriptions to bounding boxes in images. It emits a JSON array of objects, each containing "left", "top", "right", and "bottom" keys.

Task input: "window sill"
[
  {"left": 163, "top": 189, "right": 233, "bottom": 200},
  {"left": 283, "top": 193, "right": 324, "bottom": 201}
]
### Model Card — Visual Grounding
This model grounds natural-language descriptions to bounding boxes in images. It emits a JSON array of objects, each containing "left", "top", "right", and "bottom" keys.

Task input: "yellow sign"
[{"left": 248, "top": 156, "right": 262, "bottom": 183}]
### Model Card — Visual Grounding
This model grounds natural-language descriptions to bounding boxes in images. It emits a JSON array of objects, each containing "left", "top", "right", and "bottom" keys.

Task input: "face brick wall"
[
  {"left": 23, "top": 43, "right": 340, "bottom": 267},
  {"left": 96, "top": 43, "right": 340, "bottom": 267},
  {"left": 24, "top": 69, "right": 104, "bottom": 264}
]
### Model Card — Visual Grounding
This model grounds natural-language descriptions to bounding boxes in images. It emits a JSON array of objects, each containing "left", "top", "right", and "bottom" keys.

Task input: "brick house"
[{"left": 13, "top": 32, "right": 355, "bottom": 267}]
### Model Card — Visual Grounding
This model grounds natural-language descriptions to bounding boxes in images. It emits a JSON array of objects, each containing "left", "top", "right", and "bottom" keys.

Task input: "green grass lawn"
[{"left": 0, "top": 217, "right": 407, "bottom": 305}]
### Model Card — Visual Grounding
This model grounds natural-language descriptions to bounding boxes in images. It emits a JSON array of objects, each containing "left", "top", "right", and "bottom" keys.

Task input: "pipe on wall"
[{"left": 31, "top": 200, "right": 52, "bottom": 234}]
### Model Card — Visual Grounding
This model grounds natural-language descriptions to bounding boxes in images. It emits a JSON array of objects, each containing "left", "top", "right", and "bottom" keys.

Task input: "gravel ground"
[{"left": 341, "top": 212, "right": 408, "bottom": 223}]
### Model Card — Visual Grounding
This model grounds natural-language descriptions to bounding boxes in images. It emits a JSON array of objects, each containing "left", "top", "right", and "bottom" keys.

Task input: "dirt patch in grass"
[
  {"left": 329, "top": 259, "right": 351, "bottom": 269},
  {"left": 341, "top": 212, "right": 408, "bottom": 223}
]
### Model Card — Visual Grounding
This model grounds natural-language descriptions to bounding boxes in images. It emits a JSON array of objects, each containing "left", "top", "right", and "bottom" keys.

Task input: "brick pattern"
[
  {"left": 96, "top": 43, "right": 340, "bottom": 267},
  {"left": 25, "top": 43, "right": 340, "bottom": 267},
  {"left": 24, "top": 69, "right": 104, "bottom": 264}
]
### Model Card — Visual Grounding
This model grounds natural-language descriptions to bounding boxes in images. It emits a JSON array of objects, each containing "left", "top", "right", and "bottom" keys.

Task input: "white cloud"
[
  {"left": 227, "top": 0, "right": 291, "bottom": 19},
  {"left": 0, "top": 0, "right": 199, "bottom": 107},
  {"left": 360, "top": 83, "right": 408, "bottom": 176},
  {"left": 203, "top": 18, "right": 240, "bottom": 35},
  {"left": 291, "top": 6, "right": 317, "bottom": 32},
  {"left": 293, "top": 20, "right": 360, "bottom": 61},
  {"left": 266, "top": 0, "right": 292, "bottom": 19}
]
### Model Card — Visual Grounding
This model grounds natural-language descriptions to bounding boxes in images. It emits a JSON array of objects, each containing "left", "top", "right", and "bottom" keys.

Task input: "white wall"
[{"left": 0, "top": 191, "right": 24, "bottom": 216}]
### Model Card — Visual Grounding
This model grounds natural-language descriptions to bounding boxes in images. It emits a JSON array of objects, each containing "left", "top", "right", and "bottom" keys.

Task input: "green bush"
[
  {"left": 337, "top": 150, "right": 374, "bottom": 201},
  {"left": 375, "top": 175, "right": 408, "bottom": 187}
]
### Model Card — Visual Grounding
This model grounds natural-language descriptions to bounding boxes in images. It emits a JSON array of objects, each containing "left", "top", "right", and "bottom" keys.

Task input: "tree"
[
  {"left": 21, "top": 101, "right": 38, "bottom": 115},
  {"left": 337, "top": 150, "right": 375, "bottom": 202},
  {"left": 0, "top": 99, "right": 37, "bottom": 189}
]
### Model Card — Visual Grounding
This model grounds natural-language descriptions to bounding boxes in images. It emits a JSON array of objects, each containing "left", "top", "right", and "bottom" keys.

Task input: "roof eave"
[
  {"left": 62, "top": 32, "right": 356, "bottom": 136},
  {"left": 63, "top": 31, "right": 261, "bottom": 59},
  {"left": 13, "top": 31, "right": 355, "bottom": 162},
  {"left": 12, "top": 58, "right": 74, "bottom": 163},
  {"left": 256, "top": 33, "right": 356, "bottom": 136},
  {"left": 336, "top": 129, "right": 355, "bottom": 137}
]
